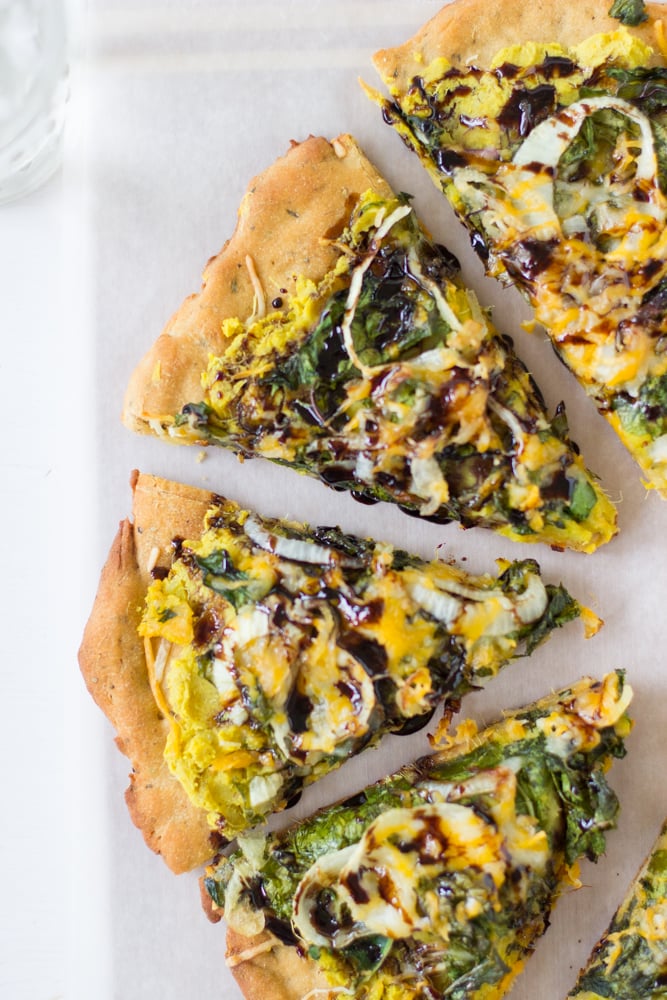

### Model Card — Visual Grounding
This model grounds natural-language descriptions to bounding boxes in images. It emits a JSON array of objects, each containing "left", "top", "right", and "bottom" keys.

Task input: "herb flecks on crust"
[
  {"left": 569, "top": 817, "right": 667, "bottom": 998},
  {"left": 157, "top": 190, "right": 615, "bottom": 552},
  {"left": 206, "top": 672, "right": 632, "bottom": 1000},
  {"left": 374, "top": 27, "right": 667, "bottom": 493},
  {"left": 139, "top": 495, "right": 585, "bottom": 839}
]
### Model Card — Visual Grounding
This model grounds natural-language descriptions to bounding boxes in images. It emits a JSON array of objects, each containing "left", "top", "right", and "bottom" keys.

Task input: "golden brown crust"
[
  {"left": 225, "top": 929, "right": 332, "bottom": 1000},
  {"left": 122, "top": 134, "right": 393, "bottom": 433},
  {"left": 78, "top": 471, "right": 219, "bottom": 873},
  {"left": 373, "top": 0, "right": 666, "bottom": 92}
]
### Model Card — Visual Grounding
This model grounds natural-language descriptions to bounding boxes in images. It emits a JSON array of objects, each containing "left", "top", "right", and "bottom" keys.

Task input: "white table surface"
[
  {"left": 1, "top": 7, "right": 99, "bottom": 996},
  {"left": 3, "top": 3, "right": 667, "bottom": 998},
  {"left": 1, "top": 175, "right": 67, "bottom": 999}
]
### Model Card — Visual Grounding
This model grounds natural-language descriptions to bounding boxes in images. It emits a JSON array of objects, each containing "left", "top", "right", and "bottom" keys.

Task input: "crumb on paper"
[
  {"left": 196, "top": 450, "right": 207, "bottom": 463},
  {"left": 581, "top": 606, "right": 604, "bottom": 638}
]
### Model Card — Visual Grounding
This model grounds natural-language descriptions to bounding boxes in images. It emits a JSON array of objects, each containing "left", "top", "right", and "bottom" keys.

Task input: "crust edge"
[
  {"left": 373, "top": 0, "right": 667, "bottom": 92},
  {"left": 78, "top": 471, "right": 219, "bottom": 873}
]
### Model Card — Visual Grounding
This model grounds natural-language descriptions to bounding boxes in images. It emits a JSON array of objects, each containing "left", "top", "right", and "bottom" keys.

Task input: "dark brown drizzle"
[
  {"left": 337, "top": 632, "right": 388, "bottom": 677},
  {"left": 497, "top": 83, "right": 557, "bottom": 137}
]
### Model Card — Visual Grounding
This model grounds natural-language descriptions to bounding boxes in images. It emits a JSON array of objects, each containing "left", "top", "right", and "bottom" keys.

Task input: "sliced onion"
[
  {"left": 292, "top": 845, "right": 359, "bottom": 948},
  {"left": 244, "top": 515, "right": 340, "bottom": 566},
  {"left": 407, "top": 247, "right": 463, "bottom": 332},
  {"left": 248, "top": 772, "right": 284, "bottom": 808},
  {"left": 415, "top": 568, "right": 547, "bottom": 629},
  {"left": 487, "top": 396, "right": 526, "bottom": 446},
  {"left": 374, "top": 202, "right": 413, "bottom": 241},
  {"left": 223, "top": 868, "right": 267, "bottom": 937},
  {"left": 424, "top": 758, "right": 523, "bottom": 803},
  {"left": 514, "top": 96, "right": 659, "bottom": 186},
  {"left": 409, "top": 454, "right": 450, "bottom": 514},
  {"left": 409, "top": 581, "right": 462, "bottom": 625},
  {"left": 512, "top": 574, "right": 548, "bottom": 623},
  {"left": 236, "top": 831, "right": 268, "bottom": 868}
]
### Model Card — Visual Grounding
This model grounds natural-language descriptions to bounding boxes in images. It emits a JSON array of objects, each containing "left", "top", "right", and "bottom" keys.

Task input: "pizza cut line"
[
  {"left": 123, "top": 134, "right": 617, "bottom": 553},
  {"left": 371, "top": 0, "right": 667, "bottom": 495},
  {"left": 79, "top": 471, "right": 594, "bottom": 872},
  {"left": 203, "top": 672, "right": 633, "bottom": 1000}
]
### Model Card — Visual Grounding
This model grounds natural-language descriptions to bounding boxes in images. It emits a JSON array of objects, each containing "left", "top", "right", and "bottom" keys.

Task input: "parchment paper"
[{"left": 76, "top": 2, "right": 667, "bottom": 997}]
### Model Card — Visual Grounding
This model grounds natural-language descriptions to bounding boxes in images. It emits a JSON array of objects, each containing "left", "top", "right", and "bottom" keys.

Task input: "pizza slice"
[
  {"left": 568, "top": 817, "right": 667, "bottom": 998},
  {"left": 371, "top": 0, "right": 667, "bottom": 495},
  {"left": 123, "top": 134, "right": 616, "bottom": 552},
  {"left": 202, "top": 672, "right": 633, "bottom": 1000},
  {"left": 79, "top": 471, "right": 592, "bottom": 874}
]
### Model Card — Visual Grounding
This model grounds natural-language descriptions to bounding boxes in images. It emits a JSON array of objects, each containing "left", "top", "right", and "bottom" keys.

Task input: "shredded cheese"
[
  {"left": 245, "top": 254, "right": 266, "bottom": 320},
  {"left": 300, "top": 989, "right": 354, "bottom": 1000},
  {"left": 225, "top": 937, "right": 277, "bottom": 968},
  {"left": 143, "top": 637, "right": 175, "bottom": 722},
  {"left": 146, "top": 545, "right": 160, "bottom": 574}
]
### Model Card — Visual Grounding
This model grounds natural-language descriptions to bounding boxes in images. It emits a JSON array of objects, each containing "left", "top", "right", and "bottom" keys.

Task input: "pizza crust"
[
  {"left": 122, "top": 134, "right": 393, "bottom": 434},
  {"left": 203, "top": 874, "right": 332, "bottom": 999},
  {"left": 78, "top": 471, "right": 221, "bottom": 873},
  {"left": 373, "top": 0, "right": 666, "bottom": 93},
  {"left": 225, "top": 929, "right": 334, "bottom": 1000}
]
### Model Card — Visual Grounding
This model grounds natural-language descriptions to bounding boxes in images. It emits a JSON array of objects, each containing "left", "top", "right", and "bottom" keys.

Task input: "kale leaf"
[
  {"left": 557, "top": 109, "right": 633, "bottom": 183},
  {"left": 568, "top": 478, "right": 598, "bottom": 523},
  {"left": 193, "top": 549, "right": 252, "bottom": 608},
  {"left": 608, "top": 66, "right": 667, "bottom": 190},
  {"left": 554, "top": 766, "right": 620, "bottom": 865},
  {"left": 612, "top": 369, "right": 667, "bottom": 441},
  {"left": 608, "top": 0, "right": 648, "bottom": 25}
]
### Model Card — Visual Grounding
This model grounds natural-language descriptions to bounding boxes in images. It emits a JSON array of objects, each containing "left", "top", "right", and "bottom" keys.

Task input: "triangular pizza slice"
[
  {"left": 568, "top": 817, "right": 667, "bottom": 998},
  {"left": 202, "top": 672, "right": 633, "bottom": 1000},
  {"left": 79, "top": 472, "right": 591, "bottom": 873},
  {"left": 372, "top": 0, "right": 667, "bottom": 494},
  {"left": 123, "top": 134, "right": 616, "bottom": 552}
]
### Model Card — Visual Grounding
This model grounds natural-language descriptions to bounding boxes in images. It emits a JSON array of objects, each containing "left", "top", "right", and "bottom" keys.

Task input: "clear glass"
[{"left": 0, "top": 0, "right": 69, "bottom": 205}]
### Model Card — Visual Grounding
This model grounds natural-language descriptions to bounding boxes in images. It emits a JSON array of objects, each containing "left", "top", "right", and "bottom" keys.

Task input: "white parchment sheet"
[{"left": 75, "top": 2, "right": 667, "bottom": 997}]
